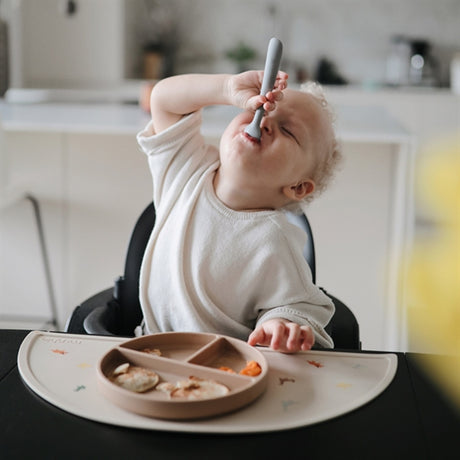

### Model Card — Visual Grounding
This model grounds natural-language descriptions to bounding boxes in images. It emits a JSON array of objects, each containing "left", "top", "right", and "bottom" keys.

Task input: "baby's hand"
[
  {"left": 226, "top": 70, "right": 288, "bottom": 113},
  {"left": 247, "top": 318, "right": 314, "bottom": 353}
]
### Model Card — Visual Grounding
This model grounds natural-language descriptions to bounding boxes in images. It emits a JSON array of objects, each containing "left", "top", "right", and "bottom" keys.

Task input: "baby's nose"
[{"left": 260, "top": 116, "right": 274, "bottom": 135}]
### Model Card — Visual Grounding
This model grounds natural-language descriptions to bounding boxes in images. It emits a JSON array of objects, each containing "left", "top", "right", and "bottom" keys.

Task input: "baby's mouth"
[{"left": 243, "top": 131, "right": 261, "bottom": 145}]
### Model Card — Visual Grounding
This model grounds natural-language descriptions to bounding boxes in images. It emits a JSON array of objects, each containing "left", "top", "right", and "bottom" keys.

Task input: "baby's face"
[{"left": 219, "top": 89, "right": 333, "bottom": 205}]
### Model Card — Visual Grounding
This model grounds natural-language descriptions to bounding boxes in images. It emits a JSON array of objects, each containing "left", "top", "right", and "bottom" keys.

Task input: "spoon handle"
[
  {"left": 244, "top": 37, "right": 283, "bottom": 140},
  {"left": 260, "top": 37, "right": 283, "bottom": 96}
]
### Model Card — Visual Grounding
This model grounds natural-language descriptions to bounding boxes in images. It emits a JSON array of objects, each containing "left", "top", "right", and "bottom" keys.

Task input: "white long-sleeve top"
[{"left": 136, "top": 111, "right": 334, "bottom": 348}]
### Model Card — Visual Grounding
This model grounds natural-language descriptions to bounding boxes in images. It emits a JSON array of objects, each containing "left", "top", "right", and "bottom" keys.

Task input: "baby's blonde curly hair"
[{"left": 288, "top": 81, "right": 342, "bottom": 210}]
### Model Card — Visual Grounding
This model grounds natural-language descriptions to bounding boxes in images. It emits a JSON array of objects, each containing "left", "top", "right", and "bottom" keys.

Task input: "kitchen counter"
[
  {"left": 0, "top": 101, "right": 410, "bottom": 143},
  {"left": 0, "top": 102, "right": 150, "bottom": 135}
]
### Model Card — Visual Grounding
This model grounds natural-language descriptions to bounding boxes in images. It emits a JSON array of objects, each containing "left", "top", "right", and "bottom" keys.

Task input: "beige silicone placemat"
[{"left": 18, "top": 331, "right": 397, "bottom": 433}]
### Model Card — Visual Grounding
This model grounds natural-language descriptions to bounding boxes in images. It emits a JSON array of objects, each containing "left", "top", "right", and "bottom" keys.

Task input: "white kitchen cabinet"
[
  {"left": 1, "top": 134, "right": 153, "bottom": 328},
  {"left": 325, "top": 87, "right": 460, "bottom": 229},
  {"left": 65, "top": 133, "right": 152, "bottom": 311},
  {"left": 306, "top": 141, "right": 412, "bottom": 351},
  {"left": 0, "top": 131, "right": 65, "bottom": 326},
  {"left": 0, "top": 104, "right": 153, "bottom": 327},
  {"left": 325, "top": 87, "right": 460, "bottom": 144}
]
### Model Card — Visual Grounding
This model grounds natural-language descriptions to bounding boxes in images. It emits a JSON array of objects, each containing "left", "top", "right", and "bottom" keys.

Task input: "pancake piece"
[
  {"left": 157, "top": 376, "right": 229, "bottom": 400},
  {"left": 111, "top": 363, "right": 160, "bottom": 393}
]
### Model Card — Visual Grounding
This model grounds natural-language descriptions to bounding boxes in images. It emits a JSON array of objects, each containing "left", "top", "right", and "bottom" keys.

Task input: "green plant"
[{"left": 225, "top": 42, "right": 257, "bottom": 71}]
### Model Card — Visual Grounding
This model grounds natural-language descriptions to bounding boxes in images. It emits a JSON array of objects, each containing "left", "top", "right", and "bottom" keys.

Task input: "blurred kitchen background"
[
  {"left": 1, "top": 0, "right": 460, "bottom": 91},
  {"left": 0, "top": 0, "right": 459, "bottom": 353}
]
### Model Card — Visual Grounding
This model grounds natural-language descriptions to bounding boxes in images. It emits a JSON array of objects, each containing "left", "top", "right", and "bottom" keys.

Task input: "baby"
[{"left": 136, "top": 71, "right": 341, "bottom": 353}]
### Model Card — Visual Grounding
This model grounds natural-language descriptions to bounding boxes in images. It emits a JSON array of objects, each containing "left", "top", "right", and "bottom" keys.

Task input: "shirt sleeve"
[
  {"left": 256, "top": 301, "right": 335, "bottom": 348},
  {"left": 136, "top": 111, "right": 208, "bottom": 208},
  {"left": 252, "top": 216, "right": 335, "bottom": 348}
]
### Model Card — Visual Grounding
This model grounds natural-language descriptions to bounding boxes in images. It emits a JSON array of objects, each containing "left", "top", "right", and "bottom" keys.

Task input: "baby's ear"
[{"left": 283, "top": 180, "right": 315, "bottom": 201}]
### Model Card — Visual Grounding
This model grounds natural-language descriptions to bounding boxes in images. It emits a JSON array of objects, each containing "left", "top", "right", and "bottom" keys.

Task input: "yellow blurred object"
[{"left": 406, "top": 135, "right": 460, "bottom": 408}]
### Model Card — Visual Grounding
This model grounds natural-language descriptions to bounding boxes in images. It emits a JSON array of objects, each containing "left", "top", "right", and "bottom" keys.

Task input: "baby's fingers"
[
  {"left": 266, "top": 88, "right": 284, "bottom": 102},
  {"left": 247, "top": 94, "right": 268, "bottom": 112},
  {"left": 283, "top": 324, "right": 314, "bottom": 352},
  {"left": 285, "top": 322, "right": 301, "bottom": 351},
  {"left": 262, "top": 91, "right": 283, "bottom": 113},
  {"left": 247, "top": 327, "right": 267, "bottom": 347},
  {"left": 274, "top": 71, "right": 289, "bottom": 90},
  {"left": 299, "top": 325, "right": 314, "bottom": 351},
  {"left": 267, "top": 322, "right": 287, "bottom": 350},
  {"left": 263, "top": 85, "right": 285, "bottom": 112}
]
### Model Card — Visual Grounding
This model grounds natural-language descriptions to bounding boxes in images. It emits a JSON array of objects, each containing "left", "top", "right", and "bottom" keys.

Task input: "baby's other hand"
[{"left": 247, "top": 318, "right": 314, "bottom": 353}]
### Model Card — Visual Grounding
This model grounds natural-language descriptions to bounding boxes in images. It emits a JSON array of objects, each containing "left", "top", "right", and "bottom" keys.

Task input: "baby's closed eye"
[{"left": 282, "top": 126, "right": 299, "bottom": 144}]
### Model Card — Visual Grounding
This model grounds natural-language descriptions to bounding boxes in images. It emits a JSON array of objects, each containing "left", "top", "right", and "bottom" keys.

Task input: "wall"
[
  {"left": 1, "top": 0, "right": 460, "bottom": 88},
  {"left": 1, "top": 0, "right": 128, "bottom": 88},
  {"left": 165, "top": 0, "right": 460, "bottom": 87}
]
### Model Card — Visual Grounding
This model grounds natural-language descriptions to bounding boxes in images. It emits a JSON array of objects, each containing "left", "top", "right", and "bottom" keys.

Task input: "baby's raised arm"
[{"left": 149, "top": 71, "right": 288, "bottom": 134}]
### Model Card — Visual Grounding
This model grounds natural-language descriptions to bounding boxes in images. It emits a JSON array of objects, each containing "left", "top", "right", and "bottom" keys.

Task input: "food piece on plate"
[
  {"left": 239, "top": 360, "right": 262, "bottom": 376},
  {"left": 172, "top": 376, "right": 230, "bottom": 400},
  {"left": 141, "top": 348, "right": 162, "bottom": 356},
  {"left": 113, "top": 362, "right": 130, "bottom": 375},
  {"left": 219, "top": 366, "right": 236, "bottom": 373},
  {"left": 156, "top": 381, "right": 176, "bottom": 394},
  {"left": 111, "top": 362, "right": 160, "bottom": 393},
  {"left": 158, "top": 376, "right": 230, "bottom": 400}
]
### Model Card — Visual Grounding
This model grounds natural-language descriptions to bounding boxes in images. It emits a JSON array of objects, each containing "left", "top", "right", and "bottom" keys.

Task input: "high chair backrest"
[{"left": 114, "top": 202, "right": 156, "bottom": 336}]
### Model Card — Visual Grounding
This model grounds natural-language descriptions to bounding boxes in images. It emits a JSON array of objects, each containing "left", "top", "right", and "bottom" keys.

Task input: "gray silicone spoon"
[{"left": 244, "top": 37, "right": 283, "bottom": 140}]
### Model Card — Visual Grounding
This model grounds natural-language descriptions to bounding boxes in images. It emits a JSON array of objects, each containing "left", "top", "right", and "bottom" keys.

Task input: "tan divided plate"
[{"left": 96, "top": 332, "right": 268, "bottom": 420}]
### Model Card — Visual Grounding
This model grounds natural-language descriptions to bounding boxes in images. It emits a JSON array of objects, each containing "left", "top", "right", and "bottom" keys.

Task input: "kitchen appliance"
[
  {"left": 450, "top": 52, "right": 460, "bottom": 94},
  {"left": 386, "top": 35, "right": 411, "bottom": 86},
  {"left": 0, "top": 14, "right": 8, "bottom": 97},
  {"left": 386, "top": 36, "right": 438, "bottom": 87},
  {"left": 408, "top": 39, "right": 438, "bottom": 86}
]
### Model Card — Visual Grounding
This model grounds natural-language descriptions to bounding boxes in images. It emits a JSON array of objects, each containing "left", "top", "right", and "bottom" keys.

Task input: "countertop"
[{"left": 0, "top": 101, "right": 411, "bottom": 144}]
